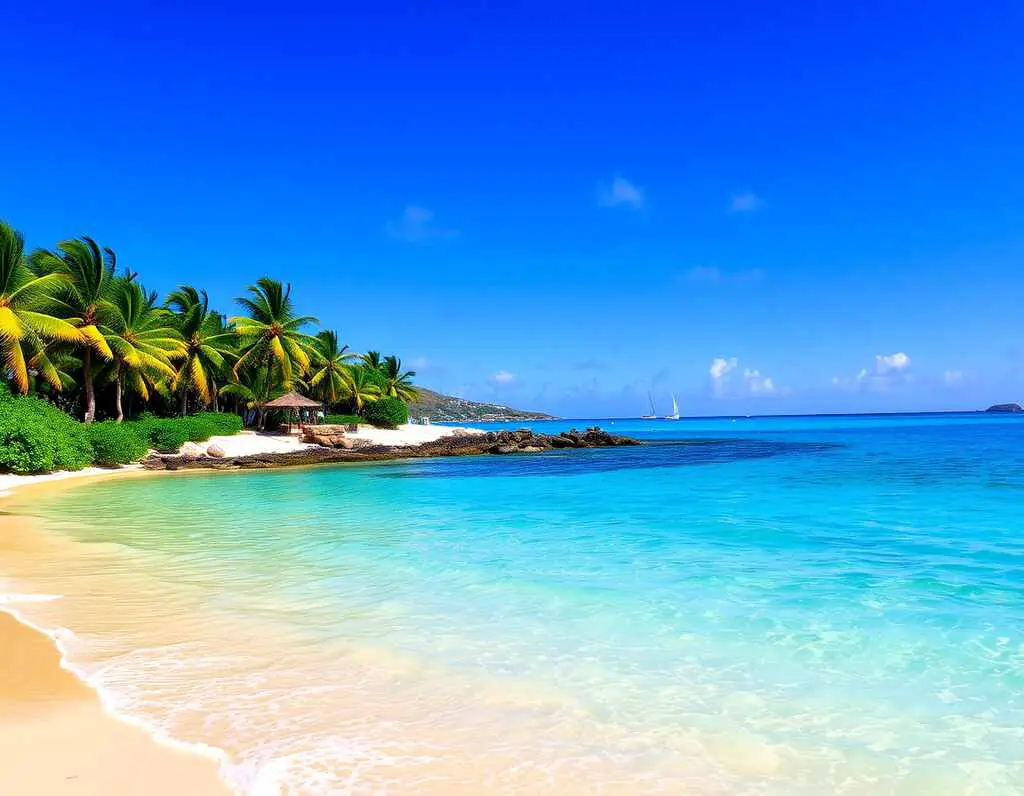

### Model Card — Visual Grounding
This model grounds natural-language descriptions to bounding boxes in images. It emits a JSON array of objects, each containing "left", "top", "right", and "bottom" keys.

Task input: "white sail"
[
  {"left": 665, "top": 393, "right": 680, "bottom": 420},
  {"left": 641, "top": 392, "right": 657, "bottom": 419}
]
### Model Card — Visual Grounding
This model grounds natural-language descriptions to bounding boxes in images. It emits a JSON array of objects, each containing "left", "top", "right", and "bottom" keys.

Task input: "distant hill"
[
  {"left": 409, "top": 388, "right": 555, "bottom": 422},
  {"left": 985, "top": 403, "right": 1023, "bottom": 413}
]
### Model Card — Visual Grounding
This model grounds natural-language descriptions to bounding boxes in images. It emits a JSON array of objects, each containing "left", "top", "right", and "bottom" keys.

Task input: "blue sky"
[{"left": 4, "top": 1, "right": 1024, "bottom": 417}]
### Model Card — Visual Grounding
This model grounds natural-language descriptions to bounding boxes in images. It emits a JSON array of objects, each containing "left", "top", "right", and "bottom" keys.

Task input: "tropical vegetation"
[{"left": 0, "top": 219, "right": 421, "bottom": 472}]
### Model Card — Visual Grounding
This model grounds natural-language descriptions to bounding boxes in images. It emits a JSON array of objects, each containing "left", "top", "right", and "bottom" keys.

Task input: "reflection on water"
[{"left": 3, "top": 414, "right": 1024, "bottom": 794}]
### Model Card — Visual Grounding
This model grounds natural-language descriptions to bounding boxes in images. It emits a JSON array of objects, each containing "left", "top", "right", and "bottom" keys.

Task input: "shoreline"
[
  {"left": 0, "top": 423, "right": 634, "bottom": 795},
  {"left": 0, "top": 425, "right": 490, "bottom": 796},
  {"left": 1, "top": 474, "right": 233, "bottom": 795}
]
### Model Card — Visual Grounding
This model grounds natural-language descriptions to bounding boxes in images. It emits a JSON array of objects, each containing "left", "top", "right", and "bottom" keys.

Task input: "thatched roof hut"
[
  {"left": 263, "top": 391, "right": 321, "bottom": 410},
  {"left": 262, "top": 391, "right": 321, "bottom": 432}
]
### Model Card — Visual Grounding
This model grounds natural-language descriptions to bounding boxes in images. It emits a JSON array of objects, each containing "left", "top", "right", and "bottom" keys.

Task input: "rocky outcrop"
[
  {"left": 206, "top": 444, "right": 226, "bottom": 458},
  {"left": 985, "top": 403, "right": 1023, "bottom": 413},
  {"left": 142, "top": 427, "right": 639, "bottom": 471},
  {"left": 301, "top": 424, "right": 349, "bottom": 447}
]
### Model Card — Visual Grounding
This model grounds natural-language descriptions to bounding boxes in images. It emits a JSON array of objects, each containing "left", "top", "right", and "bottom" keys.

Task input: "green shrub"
[
  {"left": 148, "top": 420, "right": 191, "bottom": 453},
  {"left": 0, "top": 393, "right": 92, "bottom": 474},
  {"left": 122, "top": 412, "right": 242, "bottom": 454},
  {"left": 194, "top": 411, "right": 243, "bottom": 435},
  {"left": 87, "top": 421, "right": 149, "bottom": 466},
  {"left": 181, "top": 415, "right": 217, "bottom": 443},
  {"left": 325, "top": 413, "right": 362, "bottom": 426},
  {"left": 362, "top": 397, "right": 408, "bottom": 429},
  {"left": 128, "top": 413, "right": 158, "bottom": 443}
]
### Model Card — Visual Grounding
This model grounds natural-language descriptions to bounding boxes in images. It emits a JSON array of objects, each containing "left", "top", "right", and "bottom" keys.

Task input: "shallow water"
[{"left": 4, "top": 413, "right": 1024, "bottom": 794}]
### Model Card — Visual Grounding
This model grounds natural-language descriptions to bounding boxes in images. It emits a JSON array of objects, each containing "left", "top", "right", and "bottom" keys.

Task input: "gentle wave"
[{"left": 4, "top": 414, "right": 1024, "bottom": 794}]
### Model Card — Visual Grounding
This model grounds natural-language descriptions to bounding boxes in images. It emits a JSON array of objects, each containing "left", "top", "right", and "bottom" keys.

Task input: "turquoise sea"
[{"left": 5, "top": 413, "right": 1024, "bottom": 794}]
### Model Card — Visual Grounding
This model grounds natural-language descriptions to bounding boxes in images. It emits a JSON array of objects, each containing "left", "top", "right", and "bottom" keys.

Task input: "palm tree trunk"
[
  {"left": 179, "top": 389, "right": 188, "bottom": 416},
  {"left": 259, "top": 350, "right": 275, "bottom": 432},
  {"left": 83, "top": 348, "right": 96, "bottom": 423},
  {"left": 115, "top": 367, "right": 124, "bottom": 422}
]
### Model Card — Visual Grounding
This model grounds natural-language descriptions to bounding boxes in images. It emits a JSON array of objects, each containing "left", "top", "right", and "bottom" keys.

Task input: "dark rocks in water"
[
  {"left": 985, "top": 403, "right": 1023, "bottom": 413},
  {"left": 141, "top": 427, "right": 639, "bottom": 472}
]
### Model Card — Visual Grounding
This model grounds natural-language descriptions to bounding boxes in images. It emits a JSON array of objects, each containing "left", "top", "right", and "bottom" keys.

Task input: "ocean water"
[{"left": 3, "top": 413, "right": 1024, "bottom": 794}]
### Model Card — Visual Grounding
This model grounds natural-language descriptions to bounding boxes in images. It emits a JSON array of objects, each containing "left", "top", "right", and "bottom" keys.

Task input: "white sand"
[
  {"left": 343, "top": 423, "right": 484, "bottom": 447},
  {"left": 0, "top": 467, "right": 142, "bottom": 498},
  {"left": 199, "top": 430, "right": 314, "bottom": 456},
  {"left": 0, "top": 426, "right": 485, "bottom": 498}
]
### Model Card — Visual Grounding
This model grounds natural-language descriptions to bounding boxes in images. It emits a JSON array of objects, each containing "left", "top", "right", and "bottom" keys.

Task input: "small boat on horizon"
[
  {"left": 641, "top": 392, "right": 657, "bottom": 419},
  {"left": 664, "top": 393, "right": 680, "bottom": 420}
]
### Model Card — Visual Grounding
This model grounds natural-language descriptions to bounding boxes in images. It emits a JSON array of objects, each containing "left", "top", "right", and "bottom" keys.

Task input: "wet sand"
[
  {"left": 0, "top": 611, "right": 230, "bottom": 794},
  {"left": 1, "top": 476, "right": 231, "bottom": 795}
]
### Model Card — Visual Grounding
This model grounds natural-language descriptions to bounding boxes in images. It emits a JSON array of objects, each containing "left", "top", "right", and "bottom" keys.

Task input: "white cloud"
[
  {"left": 833, "top": 353, "right": 912, "bottom": 391},
  {"left": 683, "top": 266, "right": 763, "bottom": 285},
  {"left": 709, "top": 357, "right": 782, "bottom": 397},
  {"left": 876, "top": 352, "right": 911, "bottom": 374},
  {"left": 386, "top": 205, "right": 456, "bottom": 243},
  {"left": 729, "top": 192, "right": 763, "bottom": 213},
  {"left": 409, "top": 356, "right": 430, "bottom": 370},
  {"left": 599, "top": 176, "right": 645, "bottom": 209},
  {"left": 492, "top": 370, "right": 516, "bottom": 385},
  {"left": 943, "top": 369, "right": 964, "bottom": 385},
  {"left": 709, "top": 356, "right": 738, "bottom": 381},
  {"left": 709, "top": 357, "right": 737, "bottom": 396},
  {"left": 743, "top": 368, "right": 776, "bottom": 394}
]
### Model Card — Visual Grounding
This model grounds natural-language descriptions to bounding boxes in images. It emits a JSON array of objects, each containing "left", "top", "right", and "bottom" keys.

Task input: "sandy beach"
[
  {"left": 1, "top": 469, "right": 230, "bottom": 794},
  {"left": 0, "top": 424, "right": 482, "bottom": 496},
  {"left": 0, "top": 422, "right": 483, "bottom": 796},
  {"left": 0, "top": 610, "right": 230, "bottom": 795},
  {"left": 179, "top": 424, "right": 482, "bottom": 457}
]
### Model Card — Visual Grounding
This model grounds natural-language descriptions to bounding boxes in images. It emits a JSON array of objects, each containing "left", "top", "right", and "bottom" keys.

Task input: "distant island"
[
  {"left": 985, "top": 403, "right": 1023, "bottom": 413},
  {"left": 409, "top": 388, "right": 555, "bottom": 422}
]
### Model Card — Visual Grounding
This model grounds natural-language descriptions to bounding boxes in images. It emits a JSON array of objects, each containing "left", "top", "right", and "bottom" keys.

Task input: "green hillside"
[{"left": 409, "top": 388, "right": 555, "bottom": 422}]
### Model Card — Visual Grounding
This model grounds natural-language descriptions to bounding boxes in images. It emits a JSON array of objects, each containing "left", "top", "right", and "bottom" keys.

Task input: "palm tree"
[
  {"left": 343, "top": 366, "right": 382, "bottom": 413},
  {"left": 29, "top": 237, "right": 117, "bottom": 421},
  {"left": 308, "top": 330, "right": 358, "bottom": 410},
  {"left": 380, "top": 355, "right": 419, "bottom": 402},
  {"left": 102, "top": 280, "right": 185, "bottom": 420},
  {"left": 0, "top": 221, "right": 83, "bottom": 393},
  {"left": 231, "top": 278, "right": 319, "bottom": 402},
  {"left": 361, "top": 350, "right": 383, "bottom": 371},
  {"left": 27, "top": 344, "right": 79, "bottom": 403},
  {"left": 167, "top": 286, "right": 237, "bottom": 415}
]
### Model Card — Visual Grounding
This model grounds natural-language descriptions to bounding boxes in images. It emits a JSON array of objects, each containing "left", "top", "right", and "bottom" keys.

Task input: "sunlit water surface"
[{"left": 3, "top": 414, "right": 1024, "bottom": 794}]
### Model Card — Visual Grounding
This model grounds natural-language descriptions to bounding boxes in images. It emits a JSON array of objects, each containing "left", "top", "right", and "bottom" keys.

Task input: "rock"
[
  {"left": 179, "top": 441, "right": 204, "bottom": 458},
  {"left": 985, "top": 403, "right": 1023, "bottom": 413},
  {"left": 142, "top": 427, "right": 640, "bottom": 471},
  {"left": 206, "top": 444, "right": 226, "bottom": 458},
  {"left": 302, "top": 424, "right": 349, "bottom": 447}
]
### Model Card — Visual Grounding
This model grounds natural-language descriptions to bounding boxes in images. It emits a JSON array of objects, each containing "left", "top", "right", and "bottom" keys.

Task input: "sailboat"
[
  {"left": 664, "top": 393, "right": 681, "bottom": 420},
  {"left": 640, "top": 392, "right": 657, "bottom": 419}
]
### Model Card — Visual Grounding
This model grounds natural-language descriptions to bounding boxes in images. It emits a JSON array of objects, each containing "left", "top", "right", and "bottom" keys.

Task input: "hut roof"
[{"left": 262, "top": 390, "right": 321, "bottom": 409}]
